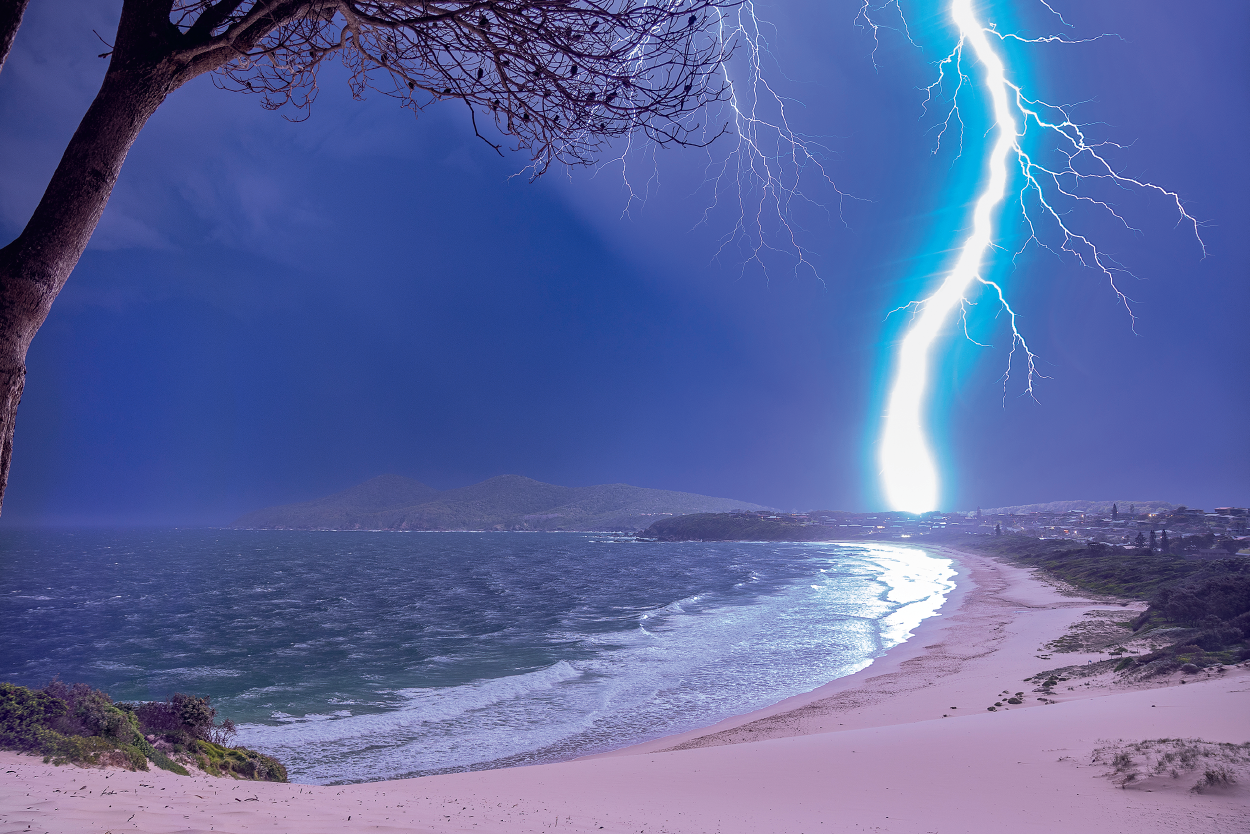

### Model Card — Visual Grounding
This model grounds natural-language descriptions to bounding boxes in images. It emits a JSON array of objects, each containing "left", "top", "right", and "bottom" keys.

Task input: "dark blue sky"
[{"left": 0, "top": 1, "right": 1245, "bottom": 525}]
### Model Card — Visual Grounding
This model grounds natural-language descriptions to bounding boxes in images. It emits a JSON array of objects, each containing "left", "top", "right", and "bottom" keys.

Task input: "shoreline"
[
  {"left": 3, "top": 543, "right": 1248, "bottom": 833},
  {"left": 585, "top": 541, "right": 976, "bottom": 759},
  {"left": 596, "top": 541, "right": 1140, "bottom": 756}
]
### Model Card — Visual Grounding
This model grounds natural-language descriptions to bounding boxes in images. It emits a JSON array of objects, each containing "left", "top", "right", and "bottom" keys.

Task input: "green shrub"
[
  {"left": 194, "top": 740, "right": 288, "bottom": 782},
  {"left": 0, "top": 681, "right": 277, "bottom": 780},
  {"left": 1151, "top": 575, "right": 1250, "bottom": 626},
  {"left": 0, "top": 683, "right": 67, "bottom": 749},
  {"left": 43, "top": 681, "right": 133, "bottom": 742},
  {"left": 133, "top": 693, "right": 236, "bottom": 746}
]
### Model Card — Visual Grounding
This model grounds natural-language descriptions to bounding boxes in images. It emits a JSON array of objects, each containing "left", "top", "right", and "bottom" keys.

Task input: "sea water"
[{"left": 0, "top": 530, "right": 954, "bottom": 784}]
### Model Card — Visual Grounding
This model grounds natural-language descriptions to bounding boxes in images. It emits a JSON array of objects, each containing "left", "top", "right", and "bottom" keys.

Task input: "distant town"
[{"left": 724, "top": 505, "right": 1250, "bottom": 557}]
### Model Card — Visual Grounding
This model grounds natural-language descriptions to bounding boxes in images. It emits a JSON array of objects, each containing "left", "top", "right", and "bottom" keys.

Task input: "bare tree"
[{"left": 0, "top": 0, "right": 736, "bottom": 512}]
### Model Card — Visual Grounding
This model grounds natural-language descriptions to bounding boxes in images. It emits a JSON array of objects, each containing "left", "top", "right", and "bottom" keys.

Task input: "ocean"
[{"left": 0, "top": 530, "right": 954, "bottom": 784}]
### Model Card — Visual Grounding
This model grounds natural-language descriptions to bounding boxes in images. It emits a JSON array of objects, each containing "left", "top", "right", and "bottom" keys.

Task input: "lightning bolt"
[
  {"left": 593, "top": 1, "right": 1201, "bottom": 516},
  {"left": 878, "top": 0, "right": 1205, "bottom": 513}
]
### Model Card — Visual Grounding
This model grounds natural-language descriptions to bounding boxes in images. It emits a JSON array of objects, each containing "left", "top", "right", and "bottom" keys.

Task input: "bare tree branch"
[
  {"left": 166, "top": 1, "right": 736, "bottom": 171},
  {"left": 0, "top": 0, "right": 32, "bottom": 74}
]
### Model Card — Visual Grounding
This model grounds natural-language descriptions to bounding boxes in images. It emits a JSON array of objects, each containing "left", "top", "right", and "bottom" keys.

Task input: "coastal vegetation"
[
  {"left": 0, "top": 681, "right": 285, "bottom": 780},
  {"left": 956, "top": 534, "right": 1240, "bottom": 599},
  {"left": 1091, "top": 738, "right": 1250, "bottom": 792},
  {"left": 960, "top": 534, "right": 1250, "bottom": 675}
]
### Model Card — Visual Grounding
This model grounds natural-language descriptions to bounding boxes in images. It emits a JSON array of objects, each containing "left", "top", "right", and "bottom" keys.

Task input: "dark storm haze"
[{"left": 0, "top": 0, "right": 1244, "bottom": 526}]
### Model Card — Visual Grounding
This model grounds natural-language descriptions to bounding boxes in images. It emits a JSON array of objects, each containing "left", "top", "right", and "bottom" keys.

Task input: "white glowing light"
[
  {"left": 873, "top": 0, "right": 1204, "bottom": 514},
  {"left": 880, "top": 0, "right": 1015, "bottom": 514},
  {"left": 608, "top": 2, "right": 1203, "bottom": 517}
]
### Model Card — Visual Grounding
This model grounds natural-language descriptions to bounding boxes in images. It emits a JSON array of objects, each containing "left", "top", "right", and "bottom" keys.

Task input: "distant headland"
[
  {"left": 640, "top": 504, "right": 1248, "bottom": 552},
  {"left": 231, "top": 474, "right": 773, "bottom": 532}
]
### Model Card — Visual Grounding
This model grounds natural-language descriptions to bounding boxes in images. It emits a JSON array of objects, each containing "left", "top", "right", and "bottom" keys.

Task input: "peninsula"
[{"left": 232, "top": 474, "right": 771, "bottom": 532}]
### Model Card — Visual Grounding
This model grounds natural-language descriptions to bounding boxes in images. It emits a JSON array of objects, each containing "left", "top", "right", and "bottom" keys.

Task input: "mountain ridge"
[{"left": 232, "top": 474, "right": 773, "bottom": 532}]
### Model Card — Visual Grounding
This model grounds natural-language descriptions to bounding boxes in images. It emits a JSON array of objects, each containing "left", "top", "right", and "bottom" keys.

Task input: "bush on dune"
[
  {"left": 133, "top": 693, "right": 237, "bottom": 747},
  {"left": 1127, "top": 574, "right": 1250, "bottom": 670},
  {"left": 0, "top": 680, "right": 174, "bottom": 772},
  {"left": 0, "top": 681, "right": 284, "bottom": 781},
  {"left": 192, "top": 739, "right": 287, "bottom": 781},
  {"left": 1137, "top": 574, "right": 1250, "bottom": 628}
]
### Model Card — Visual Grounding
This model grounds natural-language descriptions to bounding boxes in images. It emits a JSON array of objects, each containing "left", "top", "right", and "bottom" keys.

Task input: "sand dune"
[{"left": 2, "top": 546, "right": 1246, "bottom": 833}]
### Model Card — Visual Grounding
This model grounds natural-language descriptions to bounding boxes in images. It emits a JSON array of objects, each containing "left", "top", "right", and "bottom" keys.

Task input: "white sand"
[{"left": 3, "top": 546, "right": 1247, "bottom": 833}]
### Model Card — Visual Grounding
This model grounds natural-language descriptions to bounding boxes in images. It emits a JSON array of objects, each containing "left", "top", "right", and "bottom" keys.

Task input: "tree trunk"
[
  {"left": 0, "top": 362, "right": 22, "bottom": 505},
  {"left": 0, "top": 18, "right": 180, "bottom": 514},
  {"left": 0, "top": 0, "right": 32, "bottom": 75}
]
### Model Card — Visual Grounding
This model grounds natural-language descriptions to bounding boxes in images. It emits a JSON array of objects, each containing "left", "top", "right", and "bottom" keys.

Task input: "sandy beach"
[{"left": 2, "top": 545, "right": 1247, "bottom": 833}]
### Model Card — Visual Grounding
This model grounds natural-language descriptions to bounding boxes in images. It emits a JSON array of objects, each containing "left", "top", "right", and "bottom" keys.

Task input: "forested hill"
[{"left": 231, "top": 475, "right": 772, "bottom": 532}]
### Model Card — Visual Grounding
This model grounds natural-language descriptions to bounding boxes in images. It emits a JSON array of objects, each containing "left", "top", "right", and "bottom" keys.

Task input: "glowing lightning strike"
[
  {"left": 878, "top": 0, "right": 1203, "bottom": 514},
  {"left": 597, "top": 1, "right": 1201, "bottom": 516},
  {"left": 880, "top": 0, "right": 1017, "bottom": 514}
]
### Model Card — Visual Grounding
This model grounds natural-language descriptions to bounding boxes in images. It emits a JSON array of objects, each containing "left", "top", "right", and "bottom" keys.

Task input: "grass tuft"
[{"left": 1092, "top": 738, "right": 1250, "bottom": 790}]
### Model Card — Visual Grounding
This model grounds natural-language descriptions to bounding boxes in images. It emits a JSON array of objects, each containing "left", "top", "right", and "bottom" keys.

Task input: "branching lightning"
[
  {"left": 702, "top": 4, "right": 848, "bottom": 278},
  {"left": 596, "top": 1, "right": 1202, "bottom": 516},
  {"left": 604, "top": 2, "right": 851, "bottom": 280},
  {"left": 877, "top": 0, "right": 1205, "bottom": 513}
]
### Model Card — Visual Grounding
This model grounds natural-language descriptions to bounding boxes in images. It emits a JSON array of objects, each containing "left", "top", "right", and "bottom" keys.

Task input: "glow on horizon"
[{"left": 880, "top": 0, "right": 1015, "bottom": 514}]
